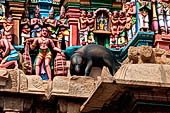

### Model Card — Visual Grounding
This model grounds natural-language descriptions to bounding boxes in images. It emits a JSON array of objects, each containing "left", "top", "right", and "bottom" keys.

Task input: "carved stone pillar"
[
  {"left": 8, "top": 1, "right": 25, "bottom": 45},
  {"left": 66, "top": 7, "right": 80, "bottom": 46},
  {"left": 57, "top": 98, "right": 81, "bottom": 113}
]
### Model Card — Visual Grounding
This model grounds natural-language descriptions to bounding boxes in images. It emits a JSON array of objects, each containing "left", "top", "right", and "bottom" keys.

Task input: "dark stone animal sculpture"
[{"left": 70, "top": 44, "right": 119, "bottom": 76}]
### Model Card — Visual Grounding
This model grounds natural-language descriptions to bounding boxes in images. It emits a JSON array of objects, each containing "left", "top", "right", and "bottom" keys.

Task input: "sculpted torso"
[
  {"left": 80, "top": 17, "right": 88, "bottom": 30},
  {"left": 31, "top": 18, "right": 43, "bottom": 29}
]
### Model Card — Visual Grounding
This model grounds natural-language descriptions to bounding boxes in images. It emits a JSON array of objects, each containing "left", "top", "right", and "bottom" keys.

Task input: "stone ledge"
[{"left": 114, "top": 64, "right": 170, "bottom": 87}]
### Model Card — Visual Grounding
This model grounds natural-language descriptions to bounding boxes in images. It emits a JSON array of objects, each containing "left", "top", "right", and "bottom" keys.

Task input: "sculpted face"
[
  {"left": 71, "top": 55, "right": 83, "bottom": 73},
  {"left": 34, "top": 12, "right": 40, "bottom": 18},
  {"left": 87, "top": 12, "right": 93, "bottom": 18},
  {"left": 113, "top": 11, "right": 119, "bottom": 18},
  {"left": 41, "top": 28, "right": 48, "bottom": 37},
  {"left": 81, "top": 10, "right": 86, "bottom": 18},
  {"left": 49, "top": 12, "right": 54, "bottom": 19}
]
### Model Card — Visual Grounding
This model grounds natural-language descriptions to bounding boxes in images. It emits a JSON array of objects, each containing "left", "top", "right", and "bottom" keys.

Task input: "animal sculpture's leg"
[{"left": 85, "top": 60, "right": 92, "bottom": 76}]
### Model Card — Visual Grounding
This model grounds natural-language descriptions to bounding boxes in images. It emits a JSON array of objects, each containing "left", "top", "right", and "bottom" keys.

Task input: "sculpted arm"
[
  {"left": 2, "top": 39, "right": 9, "bottom": 57},
  {"left": 38, "top": 19, "right": 43, "bottom": 26},
  {"left": 31, "top": 19, "right": 37, "bottom": 25},
  {"left": 3, "top": 23, "right": 13, "bottom": 32},
  {"left": 30, "top": 38, "right": 38, "bottom": 50},
  {"left": 49, "top": 39, "right": 62, "bottom": 53}
]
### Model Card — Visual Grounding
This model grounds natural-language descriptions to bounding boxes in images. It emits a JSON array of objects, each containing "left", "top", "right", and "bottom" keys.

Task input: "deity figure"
[
  {"left": 156, "top": 0, "right": 165, "bottom": 34},
  {"left": 3, "top": 16, "right": 13, "bottom": 42},
  {"left": 138, "top": 0, "right": 150, "bottom": 32},
  {"left": 128, "top": 1, "right": 137, "bottom": 36},
  {"left": 45, "top": 7, "right": 57, "bottom": 39},
  {"left": 78, "top": 10, "right": 88, "bottom": 46},
  {"left": 118, "top": 11, "right": 126, "bottom": 47},
  {"left": 165, "top": 3, "right": 170, "bottom": 34},
  {"left": 57, "top": 6, "right": 70, "bottom": 48},
  {"left": 0, "top": 35, "right": 18, "bottom": 68},
  {"left": 110, "top": 11, "right": 119, "bottom": 48},
  {"left": 21, "top": 10, "right": 30, "bottom": 45},
  {"left": 26, "top": 28, "right": 64, "bottom": 81},
  {"left": 87, "top": 11, "right": 95, "bottom": 44},
  {"left": 31, "top": 5, "right": 43, "bottom": 38},
  {"left": 124, "top": 3, "right": 133, "bottom": 41},
  {"left": 97, "top": 13, "right": 108, "bottom": 31}
]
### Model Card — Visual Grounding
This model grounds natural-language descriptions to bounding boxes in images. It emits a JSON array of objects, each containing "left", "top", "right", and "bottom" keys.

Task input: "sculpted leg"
[
  {"left": 45, "top": 58, "right": 52, "bottom": 81},
  {"left": 0, "top": 61, "right": 17, "bottom": 68},
  {"left": 85, "top": 60, "right": 92, "bottom": 76},
  {"left": 35, "top": 57, "right": 42, "bottom": 75}
]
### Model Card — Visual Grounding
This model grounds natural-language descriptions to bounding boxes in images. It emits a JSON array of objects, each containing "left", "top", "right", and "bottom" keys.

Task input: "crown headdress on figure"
[
  {"left": 35, "top": 5, "right": 40, "bottom": 13},
  {"left": 49, "top": 7, "right": 54, "bottom": 14},
  {"left": 60, "top": 6, "right": 65, "bottom": 16}
]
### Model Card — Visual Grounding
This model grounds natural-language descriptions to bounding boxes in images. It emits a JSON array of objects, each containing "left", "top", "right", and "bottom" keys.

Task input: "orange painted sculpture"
[
  {"left": 57, "top": 6, "right": 70, "bottom": 48},
  {"left": 78, "top": 10, "right": 88, "bottom": 46},
  {"left": 3, "top": 16, "right": 13, "bottom": 43},
  {"left": 26, "top": 28, "right": 65, "bottom": 81},
  {"left": 31, "top": 5, "right": 43, "bottom": 38}
]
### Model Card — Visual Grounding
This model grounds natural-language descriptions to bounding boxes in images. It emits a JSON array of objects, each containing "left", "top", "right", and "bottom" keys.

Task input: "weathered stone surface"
[
  {"left": 3, "top": 97, "right": 23, "bottom": 112},
  {"left": 69, "top": 76, "right": 96, "bottom": 97},
  {"left": 124, "top": 46, "right": 170, "bottom": 64},
  {"left": 19, "top": 70, "right": 28, "bottom": 92},
  {"left": 26, "top": 75, "right": 44, "bottom": 92},
  {"left": 115, "top": 64, "right": 170, "bottom": 87},
  {"left": 1, "top": 69, "right": 19, "bottom": 92},
  {"left": 53, "top": 76, "right": 69, "bottom": 94},
  {"left": 0, "top": 69, "right": 9, "bottom": 86}
]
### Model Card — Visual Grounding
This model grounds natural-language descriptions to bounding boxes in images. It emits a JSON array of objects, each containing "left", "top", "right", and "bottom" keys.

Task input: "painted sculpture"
[
  {"left": 125, "top": 3, "right": 133, "bottom": 41},
  {"left": 129, "top": 1, "right": 137, "bottom": 36},
  {"left": 110, "top": 11, "right": 119, "bottom": 48},
  {"left": 21, "top": 10, "right": 30, "bottom": 45},
  {"left": 0, "top": 36, "right": 18, "bottom": 68},
  {"left": 156, "top": 0, "right": 165, "bottom": 34},
  {"left": 3, "top": 16, "right": 13, "bottom": 43},
  {"left": 57, "top": 6, "right": 70, "bottom": 48},
  {"left": 26, "top": 28, "right": 64, "bottom": 81},
  {"left": 78, "top": 10, "right": 88, "bottom": 46},
  {"left": 70, "top": 44, "right": 119, "bottom": 76},
  {"left": 31, "top": 5, "right": 43, "bottom": 38},
  {"left": 44, "top": 7, "right": 57, "bottom": 39},
  {"left": 87, "top": 11, "right": 95, "bottom": 44},
  {"left": 118, "top": 11, "right": 126, "bottom": 47},
  {"left": 138, "top": 0, "right": 151, "bottom": 32}
]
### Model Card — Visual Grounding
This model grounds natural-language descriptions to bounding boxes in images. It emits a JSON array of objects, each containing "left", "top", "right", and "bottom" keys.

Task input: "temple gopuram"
[{"left": 1, "top": 0, "right": 170, "bottom": 113}]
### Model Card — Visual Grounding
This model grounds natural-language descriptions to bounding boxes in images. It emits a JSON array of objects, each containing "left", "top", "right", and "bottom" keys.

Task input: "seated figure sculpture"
[
  {"left": 26, "top": 28, "right": 64, "bottom": 81},
  {"left": 0, "top": 34, "right": 18, "bottom": 68}
]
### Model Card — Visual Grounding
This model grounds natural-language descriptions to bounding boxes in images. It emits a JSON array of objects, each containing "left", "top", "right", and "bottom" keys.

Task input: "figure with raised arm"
[
  {"left": 26, "top": 28, "right": 64, "bottom": 81},
  {"left": 31, "top": 5, "right": 43, "bottom": 38}
]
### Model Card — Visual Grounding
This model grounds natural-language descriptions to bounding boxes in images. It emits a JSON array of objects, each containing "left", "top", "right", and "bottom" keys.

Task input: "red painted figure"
[{"left": 27, "top": 28, "right": 64, "bottom": 81}]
